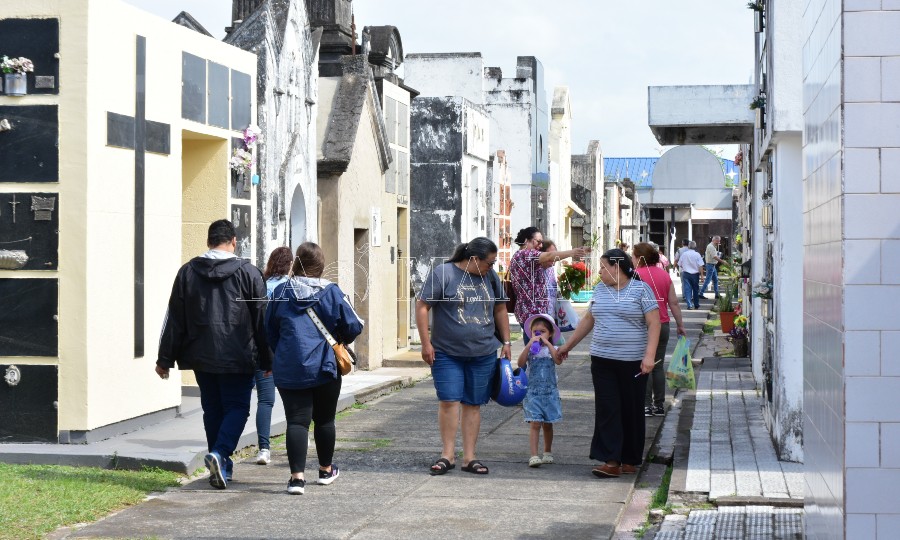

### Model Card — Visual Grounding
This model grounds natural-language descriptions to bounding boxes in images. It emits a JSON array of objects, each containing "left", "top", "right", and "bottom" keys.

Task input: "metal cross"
[{"left": 8, "top": 194, "right": 19, "bottom": 223}]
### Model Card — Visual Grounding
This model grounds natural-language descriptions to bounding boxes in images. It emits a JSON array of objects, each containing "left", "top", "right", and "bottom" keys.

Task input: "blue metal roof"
[
  {"left": 603, "top": 156, "right": 739, "bottom": 189},
  {"left": 603, "top": 157, "right": 658, "bottom": 188}
]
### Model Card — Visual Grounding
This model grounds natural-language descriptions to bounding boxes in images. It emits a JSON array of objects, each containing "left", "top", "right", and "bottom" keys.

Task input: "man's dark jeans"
[
  {"left": 683, "top": 272, "right": 700, "bottom": 309},
  {"left": 195, "top": 371, "right": 255, "bottom": 460}
]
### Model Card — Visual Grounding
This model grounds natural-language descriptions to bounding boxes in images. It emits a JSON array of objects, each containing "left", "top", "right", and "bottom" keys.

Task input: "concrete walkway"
[{"left": 51, "top": 323, "right": 669, "bottom": 540}]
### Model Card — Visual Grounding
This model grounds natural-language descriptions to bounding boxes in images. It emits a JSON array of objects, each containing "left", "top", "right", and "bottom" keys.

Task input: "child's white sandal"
[
  {"left": 542, "top": 453, "right": 554, "bottom": 464},
  {"left": 528, "top": 455, "right": 542, "bottom": 467}
]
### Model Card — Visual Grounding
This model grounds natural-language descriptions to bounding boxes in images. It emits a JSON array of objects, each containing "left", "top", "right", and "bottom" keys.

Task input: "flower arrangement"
[
  {"left": 230, "top": 124, "right": 262, "bottom": 175},
  {"left": 752, "top": 280, "right": 772, "bottom": 299},
  {"left": 729, "top": 325, "right": 749, "bottom": 340},
  {"left": 1, "top": 56, "right": 34, "bottom": 74},
  {"left": 558, "top": 261, "right": 590, "bottom": 300}
]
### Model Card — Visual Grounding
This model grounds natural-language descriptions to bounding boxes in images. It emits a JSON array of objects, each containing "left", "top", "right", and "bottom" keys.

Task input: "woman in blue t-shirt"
[{"left": 557, "top": 248, "right": 660, "bottom": 479}]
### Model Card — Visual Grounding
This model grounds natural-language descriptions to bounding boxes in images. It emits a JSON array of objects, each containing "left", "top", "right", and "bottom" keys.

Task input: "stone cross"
[{"left": 105, "top": 36, "right": 171, "bottom": 358}]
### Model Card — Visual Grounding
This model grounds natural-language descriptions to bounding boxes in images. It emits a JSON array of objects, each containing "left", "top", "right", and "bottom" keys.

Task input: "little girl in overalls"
[{"left": 517, "top": 313, "right": 563, "bottom": 467}]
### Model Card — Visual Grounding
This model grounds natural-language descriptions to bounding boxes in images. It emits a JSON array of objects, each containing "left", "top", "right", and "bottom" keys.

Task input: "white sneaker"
[{"left": 256, "top": 448, "right": 271, "bottom": 465}]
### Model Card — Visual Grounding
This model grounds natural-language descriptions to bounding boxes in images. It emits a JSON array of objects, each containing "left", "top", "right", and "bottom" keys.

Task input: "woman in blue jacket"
[{"left": 265, "top": 242, "right": 364, "bottom": 495}]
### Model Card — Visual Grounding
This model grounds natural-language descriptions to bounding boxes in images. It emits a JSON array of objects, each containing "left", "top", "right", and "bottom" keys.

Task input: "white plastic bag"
[{"left": 555, "top": 298, "right": 580, "bottom": 332}]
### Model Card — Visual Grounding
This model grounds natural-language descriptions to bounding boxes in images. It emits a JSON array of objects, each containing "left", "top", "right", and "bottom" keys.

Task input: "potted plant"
[
  {"left": 749, "top": 95, "right": 766, "bottom": 110},
  {"left": 716, "top": 292, "right": 737, "bottom": 333},
  {"left": 729, "top": 316, "right": 749, "bottom": 357},
  {"left": 1, "top": 56, "right": 34, "bottom": 96},
  {"left": 559, "top": 261, "right": 591, "bottom": 302}
]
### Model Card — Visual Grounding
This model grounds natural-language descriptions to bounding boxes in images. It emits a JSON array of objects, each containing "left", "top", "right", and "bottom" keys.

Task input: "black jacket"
[{"left": 157, "top": 255, "right": 272, "bottom": 373}]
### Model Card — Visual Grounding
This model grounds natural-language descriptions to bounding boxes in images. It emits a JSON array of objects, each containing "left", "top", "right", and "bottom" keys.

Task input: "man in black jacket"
[{"left": 155, "top": 219, "right": 272, "bottom": 489}]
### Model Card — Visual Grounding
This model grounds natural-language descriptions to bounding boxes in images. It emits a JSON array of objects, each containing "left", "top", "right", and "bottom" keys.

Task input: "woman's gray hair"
[{"left": 689, "top": 241, "right": 697, "bottom": 248}]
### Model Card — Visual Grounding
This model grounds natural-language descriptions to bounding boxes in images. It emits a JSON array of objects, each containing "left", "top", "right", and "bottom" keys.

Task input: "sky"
[{"left": 124, "top": 0, "right": 754, "bottom": 159}]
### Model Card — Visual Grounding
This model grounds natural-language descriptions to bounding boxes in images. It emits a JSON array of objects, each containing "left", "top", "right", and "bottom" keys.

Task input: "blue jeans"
[
  {"left": 701, "top": 263, "right": 719, "bottom": 296},
  {"left": 431, "top": 351, "right": 497, "bottom": 405},
  {"left": 254, "top": 369, "right": 275, "bottom": 450},
  {"left": 195, "top": 371, "right": 255, "bottom": 460},
  {"left": 683, "top": 272, "right": 700, "bottom": 309}
]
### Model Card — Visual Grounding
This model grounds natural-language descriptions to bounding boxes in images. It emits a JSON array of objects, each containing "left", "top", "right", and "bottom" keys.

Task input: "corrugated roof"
[{"left": 603, "top": 155, "right": 739, "bottom": 189}]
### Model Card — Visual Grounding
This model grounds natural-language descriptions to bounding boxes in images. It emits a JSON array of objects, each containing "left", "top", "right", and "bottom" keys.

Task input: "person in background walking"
[
  {"left": 700, "top": 235, "right": 724, "bottom": 299},
  {"left": 156, "top": 219, "right": 271, "bottom": 490},
  {"left": 656, "top": 243, "right": 670, "bottom": 272},
  {"left": 632, "top": 243, "right": 686, "bottom": 417},
  {"left": 517, "top": 314, "right": 563, "bottom": 468},
  {"left": 265, "top": 242, "right": 364, "bottom": 495},
  {"left": 678, "top": 241, "right": 704, "bottom": 310},
  {"left": 510, "top": 227, "right": 589, "bottom": 339},
  {"left": 556, "top": 248, "right": 660, "bottom": 478},
  {"left": 417, "top": 238, "right": 511, "bottom": 476},
  {"left": 253, "top": 246, "right": 294, "bottom": 466}
]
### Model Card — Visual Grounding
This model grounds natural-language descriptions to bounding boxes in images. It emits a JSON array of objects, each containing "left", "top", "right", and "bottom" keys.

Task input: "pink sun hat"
[{"left": 523, "top": 313, "right": 562, "bottom": 345}]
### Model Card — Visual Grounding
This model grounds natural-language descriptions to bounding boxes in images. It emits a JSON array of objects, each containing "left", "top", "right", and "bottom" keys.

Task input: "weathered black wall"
[{"left": 410, "top": 97, "right": 464, "bottom": 287}]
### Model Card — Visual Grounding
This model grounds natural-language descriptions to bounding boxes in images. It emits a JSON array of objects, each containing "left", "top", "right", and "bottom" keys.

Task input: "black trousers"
[
  {"left": 590, "top": 356, "right": 647, "bottom": 466},
  {"left": 278, "top": 376, "right": 342, "bottom": 474}
]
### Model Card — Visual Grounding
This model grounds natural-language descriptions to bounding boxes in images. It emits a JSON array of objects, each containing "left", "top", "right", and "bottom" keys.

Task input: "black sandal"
[
  {"left": 461, "top": 460, "right": 489, "bottom": 475},
  {"left": 429, "top": 457, "right": 455, "bottom": 476}
]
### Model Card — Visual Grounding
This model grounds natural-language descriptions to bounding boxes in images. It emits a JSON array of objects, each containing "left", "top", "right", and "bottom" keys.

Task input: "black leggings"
[{"left": 278, "top": 377, "right": 342, "bottom": 474}]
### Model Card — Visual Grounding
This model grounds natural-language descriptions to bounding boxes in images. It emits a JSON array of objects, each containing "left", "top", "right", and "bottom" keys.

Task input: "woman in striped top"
[{"left": 557, "top": 248, "right": 660, "bottom": 478}]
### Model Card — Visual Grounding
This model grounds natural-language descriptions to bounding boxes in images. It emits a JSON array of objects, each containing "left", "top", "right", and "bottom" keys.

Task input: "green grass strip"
[
  {"left": 0, "top": 463, "right": 181, "bottom": 540},
  {"left": 650, "top": 464, "right": 674, "bottom": 509}
]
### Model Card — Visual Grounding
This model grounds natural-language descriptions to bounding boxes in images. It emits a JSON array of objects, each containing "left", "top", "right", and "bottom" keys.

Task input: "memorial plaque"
[
  {"left": 208, "top": 61, "right": 230, "bottom": 129},
  {"left": 182, "top": 52, "right": 206, "bottom": 123},
  {"left": 232, "top": 204, "right": 252, "bottom": 260},
  {"left": 0, "top": 364, "right": 58, "bottom": 443},
  {"left": 0, "top": 278, "right": 58, "bottom": 357},
  {"left": 231, "top": 70, "right": 251, "bottom": 130},
  {"left": 0, "top": 192, "right": 59, "bottom": 270},
  {"left": 0, "top": 105, "right": 59, "bottom": 183},
  {"left": 0, "top": 18, "right": 60, "bottom": 95}
]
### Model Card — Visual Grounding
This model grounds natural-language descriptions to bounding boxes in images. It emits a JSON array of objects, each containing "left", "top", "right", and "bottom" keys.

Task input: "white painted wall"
[
  {"left": 770, "top": 135, "right": 803, "bottom": 462},
  {"left": 404, "top": 53, "right": 484, "bottom": 104},
  {"left": 550, "top": 86, "right": 573, "bottom": 250}
]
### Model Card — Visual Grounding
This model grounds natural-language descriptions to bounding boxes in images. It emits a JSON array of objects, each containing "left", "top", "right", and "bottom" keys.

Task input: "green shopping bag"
[{"left": 666, "top": 336, "right": 696, "bottom": 390}]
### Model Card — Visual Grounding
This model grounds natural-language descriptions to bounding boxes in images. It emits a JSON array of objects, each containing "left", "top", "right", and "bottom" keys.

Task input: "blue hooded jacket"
[{"left": 265, "top": 276, "right": 364, "bottom": 390}]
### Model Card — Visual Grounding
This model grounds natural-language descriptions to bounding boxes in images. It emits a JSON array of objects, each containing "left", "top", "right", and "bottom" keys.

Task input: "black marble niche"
[
  {"left": 231, "top": 204, "right": 252, "bottom": 260},
  {"left": 208, "top": 61, "right": 230, "bottom": 129},
  {"left": 0, "top": 192, "right": 59, "bottom": 270},
  {"left": 182, "top": 52, "right": 206, "bottom": 124},
  {"left": 0, "top": 18, "right": 60, "bottom": 95},
  {"left": 231, "top": 137, "right": 251, "bottom": 200},
  {"left": 0, "top": 105, "right": 59, "bottom": 182},
  {"left": 0, "top": 278, "right": 58, "bottom": 357},
  {"left": 231, "top": 70, "right": 251, "bottom": 130},
  {"left": 0, "top": 364, "right": 58, "bottom": 443}
]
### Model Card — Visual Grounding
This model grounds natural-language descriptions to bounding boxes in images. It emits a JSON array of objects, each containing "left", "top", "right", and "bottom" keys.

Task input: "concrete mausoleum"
[{"left": 0, "top": 0, "right": 257, "bottom": 443}]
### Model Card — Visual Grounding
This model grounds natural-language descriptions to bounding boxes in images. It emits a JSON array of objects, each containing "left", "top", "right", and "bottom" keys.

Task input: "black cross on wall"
[{"left": 106, "top": 36, "right": 171, "bottom": 358}]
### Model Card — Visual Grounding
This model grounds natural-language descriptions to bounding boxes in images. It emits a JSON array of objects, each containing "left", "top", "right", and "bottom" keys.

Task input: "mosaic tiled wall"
[
  {"left": 801, "top": 0, "right": 843, "bottom": 536},
  {"left": 805, "top": 1, "right": 900, "bottom": 538}
]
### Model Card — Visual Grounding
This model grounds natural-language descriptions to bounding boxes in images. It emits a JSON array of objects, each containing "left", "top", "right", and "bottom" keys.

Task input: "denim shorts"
[{"left": 431, "top": 351, "right": 497, "bottom": 406}]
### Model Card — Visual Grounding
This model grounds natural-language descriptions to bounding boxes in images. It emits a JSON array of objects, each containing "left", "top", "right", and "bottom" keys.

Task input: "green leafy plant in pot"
[{"left": 717, "top": 292, "right": 737, "bottom": 333}]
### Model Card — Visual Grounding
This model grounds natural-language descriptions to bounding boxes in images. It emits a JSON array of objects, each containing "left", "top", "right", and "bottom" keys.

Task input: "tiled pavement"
[
  {"left": 655, "top": 506, "right": 803, "bottom": 539},
  {"left": 684, "top": 358, "right": 804, "bottom": 502}
]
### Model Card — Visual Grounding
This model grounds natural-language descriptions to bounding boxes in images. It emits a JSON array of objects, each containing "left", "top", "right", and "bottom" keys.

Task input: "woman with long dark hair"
[
  {"left": 509, "top": 227, "right": 589, "bottom": 337},
  {"left": 557, "top": 248, "right": 660, "bottom": 478},
  {"left": 416, "top": 237, "right": 511, "bottom": 476},
  {"left": 265, "top": 242, "right": 364, "bottom": 494}
]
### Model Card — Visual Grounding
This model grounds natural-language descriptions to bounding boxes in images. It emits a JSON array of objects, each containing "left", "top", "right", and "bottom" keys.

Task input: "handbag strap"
[{"left": 306, "top": 307, "right": 338, "bottom": 347}]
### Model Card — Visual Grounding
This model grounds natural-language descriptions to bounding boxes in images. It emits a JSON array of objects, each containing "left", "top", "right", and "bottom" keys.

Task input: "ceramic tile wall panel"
[
  {"left": 802, "top": 0, "right": 844, "bottom": 537},
  {"left": 842, "top": 4, "right": 900, "bottom": 535}
]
